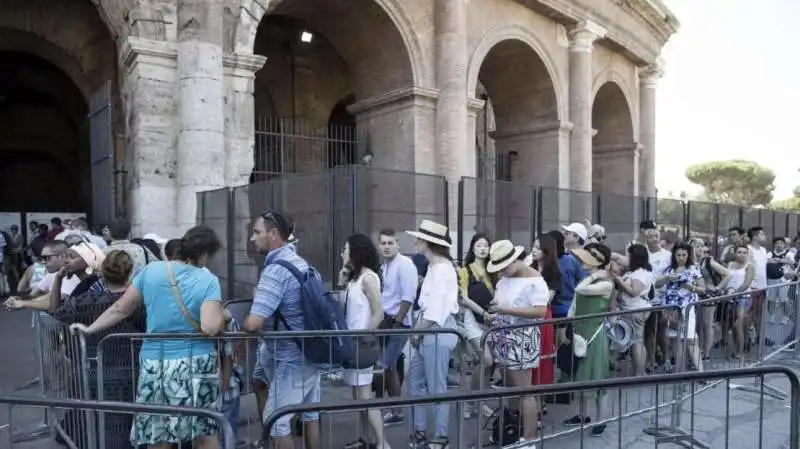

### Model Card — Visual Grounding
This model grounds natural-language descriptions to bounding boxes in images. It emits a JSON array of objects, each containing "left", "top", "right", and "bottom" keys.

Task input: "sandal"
[
  {"left": 344, "top": 438, "right": 376, "bottom": 449},
  {"left": 428, "top": 437, "right": 449, "bottom": 449}
]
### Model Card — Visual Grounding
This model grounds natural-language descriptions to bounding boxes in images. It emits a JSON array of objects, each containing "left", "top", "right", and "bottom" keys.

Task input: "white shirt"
[
  {"left": 748, "top": 245, "right": 768, "bottom": 289},
  {"left": 648, "top": 248, "right": 672, "bottom": 277},
  {"left": 344, "top": 271, "right": 379, "bottom": 331},
  {"left": 35, "top": 272, "right": 80, "bottom": 296},
  {"left": 493, "top": 276, "right": 550, "bottom": 326},
  {"left": 418, "top": 262, "right": 459, "bottom": 327},
  {"left": 618, "top": 268, "right": 653, "bottom": 311}
]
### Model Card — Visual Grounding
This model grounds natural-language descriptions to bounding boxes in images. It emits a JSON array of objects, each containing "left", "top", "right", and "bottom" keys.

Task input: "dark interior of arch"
[
  {"left": 592, "top": 82, "right": 634, "bottom": 148},
  {"left": 0, "top": 51, "right": 89, "bottom": 212},
  {"left": 478, "top": 39, "right": 559, "bottom": 129}
]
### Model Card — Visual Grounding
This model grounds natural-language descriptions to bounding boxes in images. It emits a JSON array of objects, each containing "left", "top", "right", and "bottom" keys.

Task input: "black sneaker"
[
  {"left": 591, "top": 424, "right": 606, "bottom": 436},
  {"left": 563, "top": 415, "right": 591, "bottom": 426},
  {"left": 384, "top": 412, "right": 404, "bottom": 427}
]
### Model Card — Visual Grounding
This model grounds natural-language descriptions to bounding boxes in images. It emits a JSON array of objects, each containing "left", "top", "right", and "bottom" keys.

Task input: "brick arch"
[
  {"left": 238, "top": 0, "right": 427, "bottom": 91},
  {"left": 592, "top": 72, "right": 637, "bottom": 139},
  {"left": 467, "top": 23, "right": 566, "bottom": 122},
  {"left": 592, "top": 81, "right": 635, "bottom": 147}
]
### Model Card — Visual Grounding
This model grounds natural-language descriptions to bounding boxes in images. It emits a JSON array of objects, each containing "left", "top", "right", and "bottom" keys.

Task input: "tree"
[
  {"left": 685, "top": 160, "right": 775, "bottom": 206},
  {"left": 772, "top": 185, "right": 800, "bottom": 210}
]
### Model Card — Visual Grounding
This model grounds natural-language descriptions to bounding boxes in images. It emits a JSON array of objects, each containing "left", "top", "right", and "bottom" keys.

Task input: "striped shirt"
[{"left": 250, "top": 244, "right": 310, "bottom": 364}]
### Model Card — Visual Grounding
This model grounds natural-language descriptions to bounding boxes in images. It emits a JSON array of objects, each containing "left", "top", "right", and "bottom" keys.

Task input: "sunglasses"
[{"left": 261, "top": 211, "right": 292, "bottom": 237}]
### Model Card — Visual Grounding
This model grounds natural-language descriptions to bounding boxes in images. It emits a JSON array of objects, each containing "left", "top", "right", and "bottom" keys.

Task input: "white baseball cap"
[{"left": 561, "top": 222, "right": 588, "bottom": 242}]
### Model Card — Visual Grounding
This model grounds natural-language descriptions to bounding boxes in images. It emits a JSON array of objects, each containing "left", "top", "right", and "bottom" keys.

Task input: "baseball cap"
[{"left": 561, "top": 222, "right": 588, "bottom": 242}]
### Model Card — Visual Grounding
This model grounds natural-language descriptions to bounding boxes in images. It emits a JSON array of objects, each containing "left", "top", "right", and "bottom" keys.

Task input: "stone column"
[
  {"left": 223, "top": 53, "right": 267, "bottom": 186},
  {"left": 120, "top": 37, "right": 180, "bottom": 238},
  {"left": 568, "top": 20, "right": 606, "bottom": 193},
  {"left": 639, "top": 59, "right": 664, "bottom": 198},
  {"left": 435, "top": 0, "right": 469, "bottom": 230},
  {"left": 176, "top": 0, "right": 226, "bottom": 232}
]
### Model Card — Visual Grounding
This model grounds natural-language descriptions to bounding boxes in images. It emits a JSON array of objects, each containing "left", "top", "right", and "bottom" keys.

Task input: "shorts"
[
  {"left": 220, "top": 396, "right": 240, "bottom": 449},
  {"left": 252, "top": 340, "right": 270, "bottom": 384},
  {"left": 621, "top": 309, "right": 650, "bottom": 344},
  {"left": 380, "top": 333, "right": 409, "bottom": 371},
  {"left": 343, "top": 367, "right": 374, "bottom": 387},
  {"left": 262, "top": 360, "right": 321, "bottom": 437}
]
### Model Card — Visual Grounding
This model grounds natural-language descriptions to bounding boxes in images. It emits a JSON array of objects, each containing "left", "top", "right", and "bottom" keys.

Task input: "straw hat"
[
  {"left": 571, "top": 247, "right": 607, "bottom": 268},
  {"left": 406, "top": 220, "right": 452, "bottom": 248},
  {"left": 486, "top": 240, "right": 524, "bottom": 273}
]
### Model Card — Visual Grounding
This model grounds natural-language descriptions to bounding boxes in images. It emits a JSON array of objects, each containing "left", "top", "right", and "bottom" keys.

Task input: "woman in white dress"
[
  {"left": 339, "top": 234, "right": 391, "bottom": 449},
  {"left": 486, "top": 240, "right": 550, "bottom": 447}
]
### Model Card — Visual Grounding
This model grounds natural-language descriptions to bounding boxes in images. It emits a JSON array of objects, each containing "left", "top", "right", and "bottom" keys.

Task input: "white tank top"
[
  {"left": 345, "top": 270, "right": 379, "bottom": 331},
  {"left": 727, "top": 263, "right": 752, "bottom": 292}
]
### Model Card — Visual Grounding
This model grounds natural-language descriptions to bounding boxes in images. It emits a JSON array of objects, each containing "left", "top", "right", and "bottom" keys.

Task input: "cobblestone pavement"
[{"left": 0, "top": 309, "right": 796, "bottom": 449}]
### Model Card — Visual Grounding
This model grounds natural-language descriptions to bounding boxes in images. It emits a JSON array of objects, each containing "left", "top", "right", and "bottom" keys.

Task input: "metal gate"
[{"left": 89, "top": 80, "right": 115, "bottom": 226}]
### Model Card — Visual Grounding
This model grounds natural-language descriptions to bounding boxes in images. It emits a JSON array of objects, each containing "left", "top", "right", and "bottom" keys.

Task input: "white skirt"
[{"left": 343, "top": 367, "right": 374, "bottom": 387}]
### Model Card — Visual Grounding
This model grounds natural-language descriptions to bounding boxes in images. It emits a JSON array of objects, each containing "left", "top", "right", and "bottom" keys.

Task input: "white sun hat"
[
  {"left": 486, "top": 240, "right": 525, "bottom": 274},
  {"left": 406, "top": 220, "right": 452, "bottom": 248},
  {"left": 561, "top": 222, "right": 589, "bottom": 242}
]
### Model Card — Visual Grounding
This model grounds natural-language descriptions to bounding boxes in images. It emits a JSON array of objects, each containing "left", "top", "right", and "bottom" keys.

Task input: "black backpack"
[
  {"left": 464, "top": 265, "right": 493, "bottom": 324},
  {"left": 489, "top": 408, "right": 523, "bottom": 446}
]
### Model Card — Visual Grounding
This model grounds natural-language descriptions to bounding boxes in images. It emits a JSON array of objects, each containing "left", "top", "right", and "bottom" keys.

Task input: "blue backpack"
[{"left": 270, "top": 259, "right": 352, "bottom": 368}]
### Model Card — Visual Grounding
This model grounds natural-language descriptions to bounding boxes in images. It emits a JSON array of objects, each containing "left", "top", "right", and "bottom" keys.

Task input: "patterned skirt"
[{"left": 131, "top": 352, "right": 220, "bottom": 446}]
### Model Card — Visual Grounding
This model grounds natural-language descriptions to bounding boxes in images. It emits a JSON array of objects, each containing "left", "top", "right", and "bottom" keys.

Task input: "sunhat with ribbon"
[
  {"left": 486, "top": 240, "right": 525, "bottom": 273},
  {"left": 606, "top": 319, "right": 634, "bottom": 353},
  {"left": 406, "top": 220, "right": 452, "bottom": 248},
  {"left": 571, "top": 247, "right": 607, "bottom": 268},
  {"left": 71, "top": 242, "right": 106, "bottom": 275}
]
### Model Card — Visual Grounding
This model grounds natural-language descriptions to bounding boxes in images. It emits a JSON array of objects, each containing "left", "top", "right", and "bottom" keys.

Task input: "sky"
[{"left": 657, "top": 0, "right": 799, "bottom": 200}]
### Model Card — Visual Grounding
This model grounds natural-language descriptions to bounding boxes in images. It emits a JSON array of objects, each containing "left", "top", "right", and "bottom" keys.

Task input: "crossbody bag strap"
[{"left": 166, "top": 262, "right": 202, "bottom": 333}]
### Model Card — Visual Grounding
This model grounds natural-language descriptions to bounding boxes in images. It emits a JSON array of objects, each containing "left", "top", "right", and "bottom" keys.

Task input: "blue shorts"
[
  {"left": 380, "top": 333, "right": 409, "bottom": 371},
  {"left": 262, "top": 360, "right": 321, "bottom": 437},
  {"left": 220, "top": 396, "right": 240, "bottom": 449}
]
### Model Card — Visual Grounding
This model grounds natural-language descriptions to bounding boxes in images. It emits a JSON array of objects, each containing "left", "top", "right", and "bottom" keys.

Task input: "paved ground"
[{"left": 0, "top": 308, "right": 796, "bottom": 449}]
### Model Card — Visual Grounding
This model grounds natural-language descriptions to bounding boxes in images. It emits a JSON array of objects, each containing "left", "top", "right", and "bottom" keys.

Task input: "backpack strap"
[{"left": 268, "top": 259, "right": 305, "bottom": 332}]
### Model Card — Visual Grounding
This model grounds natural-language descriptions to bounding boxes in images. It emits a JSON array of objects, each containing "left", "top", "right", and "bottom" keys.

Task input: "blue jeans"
[{"left": 407, "top": 318, "right": 458, "bottom": 437}]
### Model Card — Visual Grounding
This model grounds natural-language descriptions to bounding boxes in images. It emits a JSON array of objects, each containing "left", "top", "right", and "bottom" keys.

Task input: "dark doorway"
[{"left": 327, "top": 95, "right": 357, "bottom": 168}]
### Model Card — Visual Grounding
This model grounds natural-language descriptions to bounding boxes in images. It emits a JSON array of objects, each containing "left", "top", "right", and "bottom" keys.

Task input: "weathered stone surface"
[{"left": 0, "top": 0, "right": 676, "bottom": 237}]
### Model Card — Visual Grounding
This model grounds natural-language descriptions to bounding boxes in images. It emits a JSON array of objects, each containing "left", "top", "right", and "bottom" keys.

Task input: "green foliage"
[
  {"left": 685, "top": 160, "right": 775, "bottom": 206},
  {"left": 772, "top": 185, "right": 800, "bottom": 210}
]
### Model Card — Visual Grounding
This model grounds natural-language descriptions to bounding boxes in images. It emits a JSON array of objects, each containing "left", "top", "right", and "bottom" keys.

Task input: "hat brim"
[
  {"left": 608, "top": 322, "right": 633, "bottom": 351},
  {"left": 406, "top": 230, "right": 451, "bottom": 248},
  {"left": 486, "top": 245, "right": 525, "bottom": 273},
  {"left": 572, "top": 248, "right": 602, "bottom": 268}
]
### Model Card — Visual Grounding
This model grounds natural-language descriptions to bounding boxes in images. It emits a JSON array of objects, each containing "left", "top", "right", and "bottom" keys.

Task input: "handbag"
[
  {"left": 465, "top": 265, "right": 493, "bottom": 324},
  {"left": 342, "top": 283, "right": 381, "bottom": 370}
]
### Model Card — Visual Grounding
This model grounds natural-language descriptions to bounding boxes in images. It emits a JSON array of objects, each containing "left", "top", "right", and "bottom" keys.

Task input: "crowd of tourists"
[{"left": 1, "top": 213, "right": 799, "bottom": 449}]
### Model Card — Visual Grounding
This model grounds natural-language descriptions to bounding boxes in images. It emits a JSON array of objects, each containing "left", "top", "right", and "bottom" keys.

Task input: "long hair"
[
  {"left": 345, "top": 233, "right": 381, "bottom": 284},
  {"left": 627, "top": 243, "right": 652, "bottom": 272},
  {"left": 463, "top": 233, "right": 491, "bottom": 266},
  {"left": 535, "top": 234, "right": 562, "bottom": 291},
  {"left": 545, "top": 230, "right": 566, "bottom": 258},
  {"left": 669, "top": 241, "right": 695, "bottom": 269}
]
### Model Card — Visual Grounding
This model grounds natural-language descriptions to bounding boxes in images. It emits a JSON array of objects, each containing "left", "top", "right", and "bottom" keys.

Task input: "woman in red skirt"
[{"left": 529, "top": 235, "right": 560, "bottom": 386}]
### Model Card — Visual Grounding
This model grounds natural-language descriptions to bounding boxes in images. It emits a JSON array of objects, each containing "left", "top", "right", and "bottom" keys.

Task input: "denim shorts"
[
  {"left": 262, "top": 360, "right": 321, "bottom": 437},
  {"left": 380, "top": 333, "right": 409, "bottom": 371},
  {"left": 220, "top": 396, "right": 240, "bottom": 449}
]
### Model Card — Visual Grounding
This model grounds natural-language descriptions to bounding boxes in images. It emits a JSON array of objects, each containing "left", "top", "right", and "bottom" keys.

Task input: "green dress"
[{"left": 573, "top": 281, "right": 612, "bottom": 395}]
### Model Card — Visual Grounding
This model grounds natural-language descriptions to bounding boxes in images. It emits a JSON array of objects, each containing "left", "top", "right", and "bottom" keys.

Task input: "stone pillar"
[
  {"left": 568, "top": 20, "right": 606, "bottom": 193},
  {"left": 120, "top": 37, "right": 180, "bottom": 238},
  {"left": 348, "top": 87, "right": 439, "bottom": 244},
  {"left": 223, "top": 53, "right": 267, "bottom": 186},
  {"left": 434, "top": 0, "right": 469, "bottom": 230},
  {"left": 176, "top": 0, "right": 226, "bottom": 232},
  {"left": 639, "top": 59, "right": 664, "bottom": 198},
  {"left": 493, "top": 121, "right": 572, "bottom": 188}
]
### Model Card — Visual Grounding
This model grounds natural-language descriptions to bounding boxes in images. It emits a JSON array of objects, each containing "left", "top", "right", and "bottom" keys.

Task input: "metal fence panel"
[
  {"left": 539, "top": 187, "right": 595, "bottom": 238},
  {"left": 686, "top": 200, "right": 715, "bottom": 243},
  {"left": 790, "top": 213, "right": 800, "bottom": 237},
  {"left": 742, "top": 207, "right": 761, "bottom": 231},
  {"left": 458, "top": 177, "right": 536, "bottom": 260},
  {"left": 655, "top": 198, "right": 684, "bottom": 240},
  {"left": 597, "top": 193, "right": 643, "bottom": 252}
]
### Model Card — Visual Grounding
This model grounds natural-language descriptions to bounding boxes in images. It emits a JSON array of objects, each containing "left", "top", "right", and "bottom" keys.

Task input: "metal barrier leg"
[
  {"left": 11, "top": 313, "right": 52, "bottom": 443},
  {"left": 729, "top": 289, "right": 790, "bottom": 400},
  {"left": 643, "top": 310, "right": 710, "bottom": 448}
]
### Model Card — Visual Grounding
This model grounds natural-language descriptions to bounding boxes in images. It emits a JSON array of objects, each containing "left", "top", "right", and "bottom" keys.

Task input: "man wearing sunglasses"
[{"left": 244, "top": 211, "right": 321, "bottom": 449}]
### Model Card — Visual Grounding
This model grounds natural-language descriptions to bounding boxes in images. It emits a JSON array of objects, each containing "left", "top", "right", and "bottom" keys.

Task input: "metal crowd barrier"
[
  {"left": 85, "top": 328, "right": 467, "bottom": 448},
  {"left": 0, "top": 395, "right": 235, "bottom": 449},
  {"left": 474, "top": 281, "right": 800, "bottom": 447},
  {"left": 263, "top": 366, "right": 800, "bottom": 449}
]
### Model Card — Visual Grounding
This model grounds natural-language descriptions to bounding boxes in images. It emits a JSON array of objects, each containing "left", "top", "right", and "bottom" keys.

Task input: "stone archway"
[
  {"left": 251, "top": 0, "right": 421, "bottom": 176},
  {"left": 591, "top": 81, "right": 637, "bottom": 196},
  {"left": 472, "top": 37, "right": 563, "bottom": 187},
  {"left": 0, "top": 0, "right": 118, "bottom": 217}
]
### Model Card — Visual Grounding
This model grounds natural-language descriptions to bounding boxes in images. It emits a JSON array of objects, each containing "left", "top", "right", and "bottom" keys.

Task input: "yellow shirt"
[{"left": 457, "top": 262, "right": 495, "bottom": 297}]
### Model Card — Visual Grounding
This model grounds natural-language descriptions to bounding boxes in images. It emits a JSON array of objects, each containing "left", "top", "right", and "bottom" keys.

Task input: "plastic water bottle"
[{"left": 748, "top": 325, "right": 758, "bottom": 347}]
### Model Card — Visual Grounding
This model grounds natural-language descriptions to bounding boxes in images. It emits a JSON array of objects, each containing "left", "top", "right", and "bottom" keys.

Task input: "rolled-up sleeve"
[
  {"left": 398, "top": 258, "right": 418, "bottom": 304},
  {"left": 251, "top": 266, "right": 284, "bottom": 318}
]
